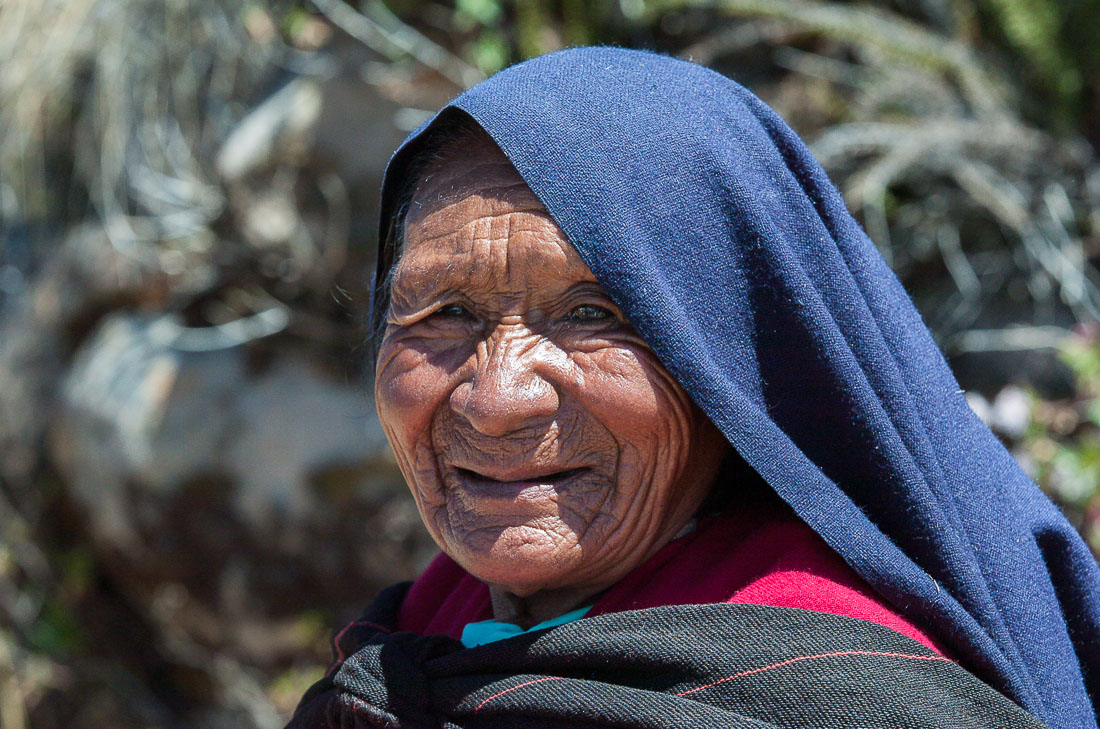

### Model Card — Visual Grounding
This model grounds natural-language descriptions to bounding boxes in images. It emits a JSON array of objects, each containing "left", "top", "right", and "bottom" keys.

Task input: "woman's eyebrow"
[
  {"left": 389, "top": 261, "right": 467, "bottom": 305},
  {"left": 390, "top": 283, "right": 457, "bottom": 312},
  {"left": 564, "top": 280, "right": 613, "bottom": 295}
]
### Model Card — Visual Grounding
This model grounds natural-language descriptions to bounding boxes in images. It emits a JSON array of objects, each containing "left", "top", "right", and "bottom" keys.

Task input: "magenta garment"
[{"left": 396, "top": 500, "right": 944, "bottom": 655}]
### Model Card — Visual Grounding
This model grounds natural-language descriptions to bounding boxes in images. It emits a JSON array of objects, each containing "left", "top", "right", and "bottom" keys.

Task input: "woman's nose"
[{"left": 449, "top": 329, "right": 560, "bottom": 436}]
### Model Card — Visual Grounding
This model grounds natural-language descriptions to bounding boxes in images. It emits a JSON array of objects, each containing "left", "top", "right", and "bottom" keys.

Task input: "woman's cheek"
[
  {"left": 377, "top": 340, "right": 447, "bottom": 421},
  {"left": 572, "top": 345, "right": 667, "bottom": 425},
  {"left": 577, "top": 346, "right": 695, "bottom": 492},
  {"left": 376, "top": 343, "right": 451, "bottom": 484}
]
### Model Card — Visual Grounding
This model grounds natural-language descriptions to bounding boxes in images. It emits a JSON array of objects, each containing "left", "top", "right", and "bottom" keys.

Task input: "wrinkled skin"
[{"left": 375, "top": 135, "right": 728, "bottom": 625}]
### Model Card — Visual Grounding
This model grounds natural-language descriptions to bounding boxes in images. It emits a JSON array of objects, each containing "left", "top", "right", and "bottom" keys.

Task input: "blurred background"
[{"left": 1, "top": 0, "right": 1098, "bottom": 726}]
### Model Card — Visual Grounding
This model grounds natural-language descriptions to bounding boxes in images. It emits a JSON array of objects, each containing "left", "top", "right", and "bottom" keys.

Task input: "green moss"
[{"left": 27, "top": 601, "right": 86, "bottom": 658}]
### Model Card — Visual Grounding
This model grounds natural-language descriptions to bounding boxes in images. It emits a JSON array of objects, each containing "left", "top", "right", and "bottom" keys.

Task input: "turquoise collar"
[{"left": 460, "top": 605, "right": 592, "bottom": 648}]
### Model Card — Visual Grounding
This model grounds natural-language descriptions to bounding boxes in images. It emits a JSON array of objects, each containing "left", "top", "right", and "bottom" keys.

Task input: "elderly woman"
[{"left": 287, "top": 48, "right": 1099, "bottom": 728}]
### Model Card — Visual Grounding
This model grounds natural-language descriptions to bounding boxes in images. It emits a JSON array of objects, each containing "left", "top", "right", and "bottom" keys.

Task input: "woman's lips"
[{"left": 453, "top": 466, "right": 585, "bottom": 498}]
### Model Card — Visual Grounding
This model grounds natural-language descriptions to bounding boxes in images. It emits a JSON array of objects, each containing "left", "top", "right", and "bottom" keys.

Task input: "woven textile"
[{"left": 286, "top": 583, "right": 1046, "bottom": 728}]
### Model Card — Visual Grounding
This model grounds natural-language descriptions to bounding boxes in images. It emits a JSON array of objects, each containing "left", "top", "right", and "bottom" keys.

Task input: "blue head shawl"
[{"left": 376, "top": 47, "right": 1100, "bottom": 729}]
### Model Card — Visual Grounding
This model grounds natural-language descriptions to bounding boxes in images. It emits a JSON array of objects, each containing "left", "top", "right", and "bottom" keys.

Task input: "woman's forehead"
[
  {"left": 397, "top": 200, "right": 596, "bottom": 297},
  {"left": 406, "top": 144, "right": 536, "bottom": 224},
  {"left": 395, "top": 152, "right": 598, "bottom": 294}
]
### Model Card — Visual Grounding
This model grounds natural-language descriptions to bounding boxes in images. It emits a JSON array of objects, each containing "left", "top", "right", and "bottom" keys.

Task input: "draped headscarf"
[{"left": 373, "top": 47, "right": 1100, "bottom": 729}]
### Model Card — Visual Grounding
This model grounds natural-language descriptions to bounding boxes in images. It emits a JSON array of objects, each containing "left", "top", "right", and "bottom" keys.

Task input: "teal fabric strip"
[{"left": 460, "top": 605, "right": 592, "bottom": 648}]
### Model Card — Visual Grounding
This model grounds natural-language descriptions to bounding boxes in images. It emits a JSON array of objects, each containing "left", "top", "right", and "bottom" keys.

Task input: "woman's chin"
[{"left": 448, "top": 524, "right": 585, "bottom": 596}]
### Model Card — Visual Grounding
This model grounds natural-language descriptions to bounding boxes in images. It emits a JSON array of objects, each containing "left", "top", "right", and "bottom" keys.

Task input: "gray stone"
[{"left": 50, "top": 310, "right": 434, "bottom": 667}]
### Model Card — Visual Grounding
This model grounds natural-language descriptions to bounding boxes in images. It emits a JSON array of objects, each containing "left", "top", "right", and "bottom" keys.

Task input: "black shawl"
[{"left": 286, "top": 583, "right": 1044, "bottom": 728}]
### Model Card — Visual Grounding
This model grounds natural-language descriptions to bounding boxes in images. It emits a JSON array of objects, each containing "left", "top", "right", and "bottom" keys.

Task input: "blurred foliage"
[
  {"left": 977, "top": 0, "right": 1100, "bottom": 133},
  {"left": 1, "top": 1, "right": 1099, "bottom": 728},
  {"left": 1018, "top": 328, "right": 1100, "bottom": 551}
]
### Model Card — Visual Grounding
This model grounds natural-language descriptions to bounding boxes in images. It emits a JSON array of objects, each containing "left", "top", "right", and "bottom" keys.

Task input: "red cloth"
[{"left": 397, "top": 505, "right": 944, "bottom": 655}]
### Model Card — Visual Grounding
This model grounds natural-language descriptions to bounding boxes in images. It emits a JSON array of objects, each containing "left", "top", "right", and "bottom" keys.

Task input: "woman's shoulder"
[
  {"left": 590, "top": 507, "right": 946, "bottom": 653},
  {"left": 396, "top": 552, "right": 491, "bottom": 639}
]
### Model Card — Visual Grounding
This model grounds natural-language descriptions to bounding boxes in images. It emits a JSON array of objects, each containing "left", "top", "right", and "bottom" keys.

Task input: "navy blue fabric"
[{"left": 375, "top": 47, "right": 1100, "bottom": 729}]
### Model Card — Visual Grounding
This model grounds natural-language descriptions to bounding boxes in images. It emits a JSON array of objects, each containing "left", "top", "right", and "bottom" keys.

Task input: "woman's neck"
[
  {"left": 488, "top": 584, "right": 599, "bottom": 629},
  {"left": 486, "top": 517, "right": 704, "bottom": 628}
]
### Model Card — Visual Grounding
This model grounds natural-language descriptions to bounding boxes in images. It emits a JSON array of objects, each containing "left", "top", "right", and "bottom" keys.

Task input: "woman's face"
[{"left": 375, "top": 140, "right": 727, "bottom": 598}]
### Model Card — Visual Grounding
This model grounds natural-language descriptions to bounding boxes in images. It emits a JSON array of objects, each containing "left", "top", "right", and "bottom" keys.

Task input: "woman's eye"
[
  {"left": 433, "top": 303, "right": 471, "bottom": 320},
  {"left": 568, "top": 304, "right": 613, "bottom": 322}
]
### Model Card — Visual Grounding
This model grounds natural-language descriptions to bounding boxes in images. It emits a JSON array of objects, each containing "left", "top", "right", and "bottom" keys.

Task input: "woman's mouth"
[{"left": 453, "top": 466, "right": 586, "bottom": 498}]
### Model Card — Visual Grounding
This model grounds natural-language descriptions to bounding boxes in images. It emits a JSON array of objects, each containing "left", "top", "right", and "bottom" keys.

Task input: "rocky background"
[{"left": 1, "top": 1, "right": 1098, "bottom": 727}]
